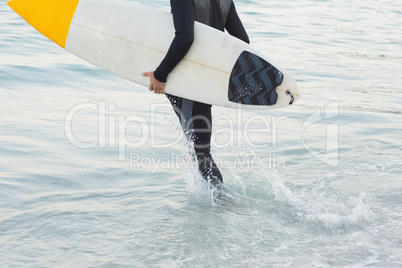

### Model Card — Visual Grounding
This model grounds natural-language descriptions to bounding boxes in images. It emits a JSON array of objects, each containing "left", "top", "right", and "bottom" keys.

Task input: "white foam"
[
  {"left": 181, "top": 142, "right": 218, "bottom": 204},
  {"left": 254, "top": 158, "right": 375, "bottom": 230}
]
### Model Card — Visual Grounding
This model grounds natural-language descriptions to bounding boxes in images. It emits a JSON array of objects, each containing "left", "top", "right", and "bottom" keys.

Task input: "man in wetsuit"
[{"left": 143, "top": 0, "right": 249, "bottom": 188}]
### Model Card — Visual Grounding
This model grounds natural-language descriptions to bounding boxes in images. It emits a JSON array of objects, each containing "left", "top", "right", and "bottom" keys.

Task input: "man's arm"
[
  {"left": 225, "top": 1, "right": 250, "bottom": 44},
  {"left": 143, "top": 0, "right": 195, "bottom": 94}
]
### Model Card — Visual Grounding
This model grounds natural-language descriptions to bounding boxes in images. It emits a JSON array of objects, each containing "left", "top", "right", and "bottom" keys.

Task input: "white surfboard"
[{"left": 8, "top": 0, "right": 300, "bottom": 109}]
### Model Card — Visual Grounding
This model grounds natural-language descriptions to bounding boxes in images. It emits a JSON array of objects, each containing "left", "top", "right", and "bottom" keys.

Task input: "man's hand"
[{"left": 142, "top": 71, "right": 166, "bottom": 94}]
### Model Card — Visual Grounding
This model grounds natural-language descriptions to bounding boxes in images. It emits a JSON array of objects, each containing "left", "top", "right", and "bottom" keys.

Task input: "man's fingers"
[
  {"left": 143, "top": 71, "right": 153, "bottom": 91},
  {"left": 153, "top": 87, "right": 161, "bottom": 94},
  {"left": 142, "top": 71, "right": 165, "bottom": 94}
]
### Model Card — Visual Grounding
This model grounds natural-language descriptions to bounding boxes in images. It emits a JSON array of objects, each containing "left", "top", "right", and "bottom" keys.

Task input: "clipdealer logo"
[
  {"left": 64, "top": 101, "right": 287, "bottom": 161},
  {"left": 63, "top": 100, "right": 339, "bottom": 168}
]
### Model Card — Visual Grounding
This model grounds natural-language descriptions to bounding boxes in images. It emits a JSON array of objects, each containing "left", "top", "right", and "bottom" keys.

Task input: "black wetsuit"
[{"left": 154, "top": 0, "right": 249, "bottom": 186}]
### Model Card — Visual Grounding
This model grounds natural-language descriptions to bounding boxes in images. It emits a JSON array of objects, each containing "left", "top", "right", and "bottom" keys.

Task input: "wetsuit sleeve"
[
  {"left": 153, "top": 0, "right": 195, "bottom": 83},
  {"left": 225, "top": 1, "right": 250, "bottom": 44}
]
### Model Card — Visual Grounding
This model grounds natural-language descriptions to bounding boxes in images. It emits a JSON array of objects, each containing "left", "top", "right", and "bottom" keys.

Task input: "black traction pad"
[{"left": 228, "top": 51, "right": 283, "bottom": 106}]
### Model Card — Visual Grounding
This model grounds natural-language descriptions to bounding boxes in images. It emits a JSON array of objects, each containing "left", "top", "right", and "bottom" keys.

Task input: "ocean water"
[{"left": 1, "top": 0, "right": 401, "bottom": 267}]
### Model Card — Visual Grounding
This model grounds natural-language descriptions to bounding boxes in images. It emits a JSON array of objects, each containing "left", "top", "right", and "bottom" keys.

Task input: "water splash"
[
  {"left": 261, "top": 165, "right": 375, "bottom": 231},
  {"left": 181, "top": 142, "right": 222, "bottom": 205},
  {"left": 240, "top": 149, "right": 375, "bottom": 231}
]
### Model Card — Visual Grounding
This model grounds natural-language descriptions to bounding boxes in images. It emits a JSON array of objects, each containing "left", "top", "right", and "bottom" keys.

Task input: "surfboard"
[{"left": 7, "top": 0, "right": 300, "bottom": 109}]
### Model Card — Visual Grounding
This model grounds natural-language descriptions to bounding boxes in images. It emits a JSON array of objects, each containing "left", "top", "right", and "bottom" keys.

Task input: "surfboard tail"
[
  {"left": 7, "top": 0, "right": 80, "bottom": 48},
  {"left": 228, "top": 51, "right": 299, "bottom": 106}
]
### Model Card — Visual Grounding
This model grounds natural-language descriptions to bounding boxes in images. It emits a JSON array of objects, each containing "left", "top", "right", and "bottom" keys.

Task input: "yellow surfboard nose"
[{"left": 7, "top": 0, "right": 80, "bottom": 48}]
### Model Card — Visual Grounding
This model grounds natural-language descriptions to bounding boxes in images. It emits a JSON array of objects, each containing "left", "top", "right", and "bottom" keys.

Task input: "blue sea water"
[{"left": 1, "top": 0, "right": 402, "bottom": 267}]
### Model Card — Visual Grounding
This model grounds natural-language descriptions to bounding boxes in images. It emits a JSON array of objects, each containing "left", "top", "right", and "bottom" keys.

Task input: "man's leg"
[
  {"left": 191, "top": 101, "right": 223, "bottom": 186},
  {"left": 166, "top": 94, "right": 223, "bottom": 186}
]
